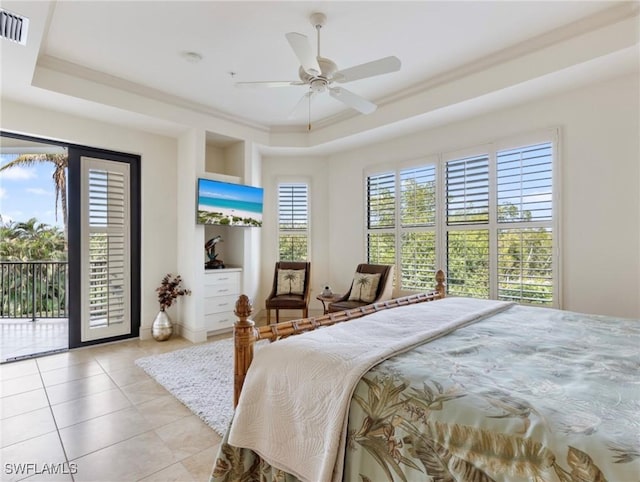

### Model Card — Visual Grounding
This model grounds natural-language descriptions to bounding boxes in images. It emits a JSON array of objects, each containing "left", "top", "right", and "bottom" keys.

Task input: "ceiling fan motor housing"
[
  {"left": 298, "top": 57, "right": 338, "bottom": 83},
  {"left": 310, "top": 79, "right": 326, "bottom": 93}
]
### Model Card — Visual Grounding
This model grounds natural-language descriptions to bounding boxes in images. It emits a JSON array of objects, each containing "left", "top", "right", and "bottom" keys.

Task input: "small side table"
[{"left": 316, "top": 293, "right": 343, "bottom": 315}]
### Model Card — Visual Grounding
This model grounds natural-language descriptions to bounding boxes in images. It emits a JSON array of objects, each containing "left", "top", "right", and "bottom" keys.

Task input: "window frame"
[{"left": 364, "top": 129, "right": 561, "bottom": 307}]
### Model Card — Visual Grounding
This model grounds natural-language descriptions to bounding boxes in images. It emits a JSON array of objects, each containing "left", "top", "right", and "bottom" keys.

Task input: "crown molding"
[
  {"left": 308, "top": 1, "right": 640, "bottom": 132},
  {"left": 30, "top": 2, "right": 639, "bottom": 147},
  {"left": 35, "top": 55, "right": 271, "bottom": 135}
]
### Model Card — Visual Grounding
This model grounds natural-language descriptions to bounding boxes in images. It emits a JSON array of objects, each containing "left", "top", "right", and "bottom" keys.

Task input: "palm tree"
[
  {"left": 0, "top": 153, "right": 68, "bottom": 236},
  {"left": 355, "top": 275, "right": 372, "bottom": 300},
  {"left": 0, "top": 218, "right": 65, "bottom": 261},
  {"left": 284, "top": 271, "right": 299, "bottom": 294}
]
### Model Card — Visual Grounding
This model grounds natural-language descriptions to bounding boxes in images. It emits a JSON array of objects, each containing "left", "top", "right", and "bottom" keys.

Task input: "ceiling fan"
[{"left": 236, "top": 12, "right": 401, "bottom": 119}]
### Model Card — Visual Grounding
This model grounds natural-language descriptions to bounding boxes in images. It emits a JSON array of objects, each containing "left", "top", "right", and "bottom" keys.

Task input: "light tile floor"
[{"left": 0, "top": 335, "right": 228, "bottom": 482}]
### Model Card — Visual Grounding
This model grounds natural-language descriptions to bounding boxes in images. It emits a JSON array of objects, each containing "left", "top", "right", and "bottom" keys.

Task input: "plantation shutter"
[
  {"left": 278, "top": 183, "right": 308, "bottom": 261},
  {"left": 367, "top": 172, "right": 395, "bottom": 229},
  {"left": 81, "top": 158, "right": 130, "bottom": 341},
  {"left": 497, "top": 143, "right": 553, "bottom": 222},
  {"left": 399, "top": 165, "right": 436, "bottom": 289},
  {"left": 367, "top": 232, "right": 396, "bottom": 265},
  {"left": 400, "top": 166, "right": 436, "bottom": 227},
  {"left": 498, "top": 228, "right": 553, "bottom": 304},
  {"left": 446, "top": 155, "right": 489, "bottom": 224},
  {"left": 445, "top": 154, "right": 490, "bottom": 297},
  {"left": 446, "top": 230, "right": 490, "bottom": 298},
  {"left": 367, "top": 172, "right": 395, "bottom": 264},
  {"left": 496, "top": 142, "right": 553, "bottom": 305},
  {"left": 363, "top": 133, "right": 556, "bottom": 305},
  {"left": 401, "top": 231, "right": 435, "bottom": 289}
]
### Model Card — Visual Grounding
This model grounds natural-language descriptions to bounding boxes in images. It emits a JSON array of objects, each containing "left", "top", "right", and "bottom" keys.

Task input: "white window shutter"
[
  {"left": 496, "top": 142, "right": 554, "bottom": 304},
  {"left": 81, "top": 158, "right": 130, "bottom": 341},
  {"left": 364, "top": 135, "right": 555, "bottom": 305},
  {"left": 278, "top": 183, "right": 309, "bottom": 261},
  {"left": 446, "top": 155, "right": 489, "bottom": 225}
]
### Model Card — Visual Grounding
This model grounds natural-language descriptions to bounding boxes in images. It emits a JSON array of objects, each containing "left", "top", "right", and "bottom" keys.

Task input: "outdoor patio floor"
[{"left": 0, "top": 318, "right": 68, "bottom": 363}]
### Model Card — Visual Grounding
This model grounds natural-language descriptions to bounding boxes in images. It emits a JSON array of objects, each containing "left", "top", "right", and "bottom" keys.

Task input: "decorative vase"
[{"left": 152, "top": 310, "right": 173, "bottom": 341}]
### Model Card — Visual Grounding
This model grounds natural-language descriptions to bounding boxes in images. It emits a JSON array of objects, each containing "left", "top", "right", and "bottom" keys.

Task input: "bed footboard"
[{"left": 233, "top": 269, "right": 446, "bottom": 407}]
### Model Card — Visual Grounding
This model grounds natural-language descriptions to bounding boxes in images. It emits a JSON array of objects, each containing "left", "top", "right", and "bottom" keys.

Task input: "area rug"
[{"left": 135, "top": 337, "right": 237, "bottom": 436}]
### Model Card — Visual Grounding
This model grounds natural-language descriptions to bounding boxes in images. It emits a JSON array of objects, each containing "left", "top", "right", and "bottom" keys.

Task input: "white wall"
[
  {"left": 265, "top": 73, "right": 639, "bottom": 318},
  {"left": 176, "top": 129, "right": 207, "bottom": 342},
  {"left": 241, "top": 142, "right": 263, "bottom": 303},
  {"left": 0, "top": 99, "right": 181, "bottom": 336}
]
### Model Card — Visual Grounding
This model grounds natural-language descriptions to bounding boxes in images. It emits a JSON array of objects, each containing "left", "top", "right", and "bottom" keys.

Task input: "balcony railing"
[{"left": 0, "top": 261, "right": 68, "bottom": 320}]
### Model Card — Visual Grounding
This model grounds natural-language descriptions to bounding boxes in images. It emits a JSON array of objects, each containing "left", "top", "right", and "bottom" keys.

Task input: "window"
[
  {"left": 496, "top": 143, "right": 553, "bottom": 304},
  {"left": 278, "top": 183, "right": 309, "bottom": 261},
  {"left": 445, "top": 154, "right": 490, "bottom": 298},
  {"left": 366, "top": 134, "right": 557, "bottom": 306},
  {"left": 400, "top": 166, "right": 436, "bottom": 290},
  {"left": 367, "top": 172, "right": 395, "bottom": 265}
]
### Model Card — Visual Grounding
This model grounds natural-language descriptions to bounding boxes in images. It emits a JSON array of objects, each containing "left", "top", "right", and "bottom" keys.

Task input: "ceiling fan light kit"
[{"left": 236, "top": 12, "right": 401, "bottom": 125}]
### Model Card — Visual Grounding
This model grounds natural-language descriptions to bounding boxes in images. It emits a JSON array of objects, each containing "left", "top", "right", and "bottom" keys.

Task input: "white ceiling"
[{"left": 1, "top": 1, "right": 638, "bottom": 152}]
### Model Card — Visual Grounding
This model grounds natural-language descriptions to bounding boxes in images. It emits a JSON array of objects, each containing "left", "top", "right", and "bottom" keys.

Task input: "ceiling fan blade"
[
  {"left": 285, "top": 32, "right": 321, "bottom": 76},
  {"left": 287, "top": 91, "right": 315, "bottom": 119},
  {"left": 333, "top": 56, "right": 401, "bottom": 83},
  {"left": 236, "top": 81, "right": 305, "bottom": 88},
  {"left": 329, "top": 87, "right": 377, "bottom": 114}
]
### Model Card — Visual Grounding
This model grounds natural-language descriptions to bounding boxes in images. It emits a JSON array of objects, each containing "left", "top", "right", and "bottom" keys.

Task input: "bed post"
[
  {"left": 233, "top": 295, "right": 255, "bottom": 408},
  {"left": 435, "top": 269, "right": 446, "bottom": 298}
]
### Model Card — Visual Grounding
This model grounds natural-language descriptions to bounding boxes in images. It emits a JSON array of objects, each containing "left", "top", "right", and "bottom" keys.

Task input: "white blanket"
[{"left": 228, "top": 297, "right": 513, "bottom": 482}]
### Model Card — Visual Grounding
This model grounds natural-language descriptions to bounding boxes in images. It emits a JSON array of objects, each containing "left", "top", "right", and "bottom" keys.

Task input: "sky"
[
  {"left": 0, "top": 153, "right": 65, "bottom": 229},
  {"left": 199, "top": 178, "right": 264, "bottom": 205}
]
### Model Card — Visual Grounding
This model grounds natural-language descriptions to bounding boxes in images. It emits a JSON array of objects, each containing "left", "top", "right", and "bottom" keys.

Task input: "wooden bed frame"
[{"left": 232, "top": 269, "right": 446, "bottom": 406}]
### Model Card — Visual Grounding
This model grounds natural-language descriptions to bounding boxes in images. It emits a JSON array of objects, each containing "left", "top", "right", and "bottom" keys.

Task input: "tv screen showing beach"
[{"left": 197, "top": 179, "right": 263, "bottom": 227}]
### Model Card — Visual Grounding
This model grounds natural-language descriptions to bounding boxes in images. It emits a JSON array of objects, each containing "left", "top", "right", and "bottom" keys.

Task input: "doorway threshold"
[{"left": 3, "top": 347, "right": 68, "bottom": 364}]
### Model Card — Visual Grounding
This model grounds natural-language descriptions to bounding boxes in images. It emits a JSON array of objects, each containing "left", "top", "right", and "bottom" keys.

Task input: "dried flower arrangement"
[{"left": 156, "top": 274, "right": 191, "bottom": 311}]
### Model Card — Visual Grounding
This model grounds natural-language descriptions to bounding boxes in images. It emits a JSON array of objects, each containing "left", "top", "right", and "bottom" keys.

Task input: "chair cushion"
[
  {"left": 348, "top": 272, "right": 381, "bottom": 303},
  {"left": 276, "top": 269, "right": 306, "bottom": 296},
  {"left": 267, "top": 294, "right": 306, "bottom": 309}
]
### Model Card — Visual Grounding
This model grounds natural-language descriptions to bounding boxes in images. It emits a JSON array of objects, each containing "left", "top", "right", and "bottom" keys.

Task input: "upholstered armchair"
[
  {"left": 327, "top": 263, "right": 394, "bottom": 313},
  {"left": 265, "top": 261, "right": 311, "bottom": 324}
]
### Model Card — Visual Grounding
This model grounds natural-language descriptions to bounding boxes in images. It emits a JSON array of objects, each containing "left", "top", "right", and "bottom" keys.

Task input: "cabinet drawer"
[
  {"left": 204, "top": 283, "right": 239, "bottom": 297},
  {"left": 204, "top": 295, "right": 237, "bottom": 315},
  {"left": 204, "top": 272, "right": 241, "bottom": 287},
  {"left": 205, "top": 311, "right": 234, "bottom": 331}
]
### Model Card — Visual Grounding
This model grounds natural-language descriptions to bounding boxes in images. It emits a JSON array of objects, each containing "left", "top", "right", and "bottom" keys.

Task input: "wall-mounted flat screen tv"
[{"left": 197, "top": 178, "right": 263, "bottom": 227}]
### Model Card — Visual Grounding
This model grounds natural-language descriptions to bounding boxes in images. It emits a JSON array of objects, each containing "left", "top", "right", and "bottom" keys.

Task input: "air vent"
[{"left": 0, "top": 8, "right": 29, "bottom": 45}]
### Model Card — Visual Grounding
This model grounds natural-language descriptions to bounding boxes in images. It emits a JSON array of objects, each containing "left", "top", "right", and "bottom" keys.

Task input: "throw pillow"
[
  {"left": 348, "top": 272, "right": 381, "bottom": 303},
  {"left": 276, "top": 269, "right": 306, "bottom": 296}
]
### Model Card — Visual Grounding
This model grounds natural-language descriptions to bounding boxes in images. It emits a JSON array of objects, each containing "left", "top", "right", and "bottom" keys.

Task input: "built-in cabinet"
[
  {"left": 203, "top": 268, "right": 242, "bottom": 333},
  {"left": 175, "top": 131, "right": 261, "bottom": 343},
  {"left": 201, "top": 137, "right": 245, "bottom": 335}
]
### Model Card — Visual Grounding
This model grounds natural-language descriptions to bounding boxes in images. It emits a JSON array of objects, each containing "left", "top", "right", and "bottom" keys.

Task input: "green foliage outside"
[
  {"left": 197, "top": 210, "right": 262, "bottom": 227},
  {"left": 0, "top": 218, "right": 67, "bottom": 318},
  {"left": 279, "top": 234, "right": 308, "bottom": 261},
  {"left": 367, "top": 177, "right": 553, "bottom": 305},
  {"left": 1, "top": 218, "right": 66, "bottom": 261}
]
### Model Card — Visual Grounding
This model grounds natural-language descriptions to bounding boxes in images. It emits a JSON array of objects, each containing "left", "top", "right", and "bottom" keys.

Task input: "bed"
[{"left": 210, "top": 272, "right": 639, "bottom": 482}]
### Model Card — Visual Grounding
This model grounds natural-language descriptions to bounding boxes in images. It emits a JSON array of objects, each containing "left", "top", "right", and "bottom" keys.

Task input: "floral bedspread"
[{"left": 211, "top": 303, "right": 640, "bottom": 482}]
